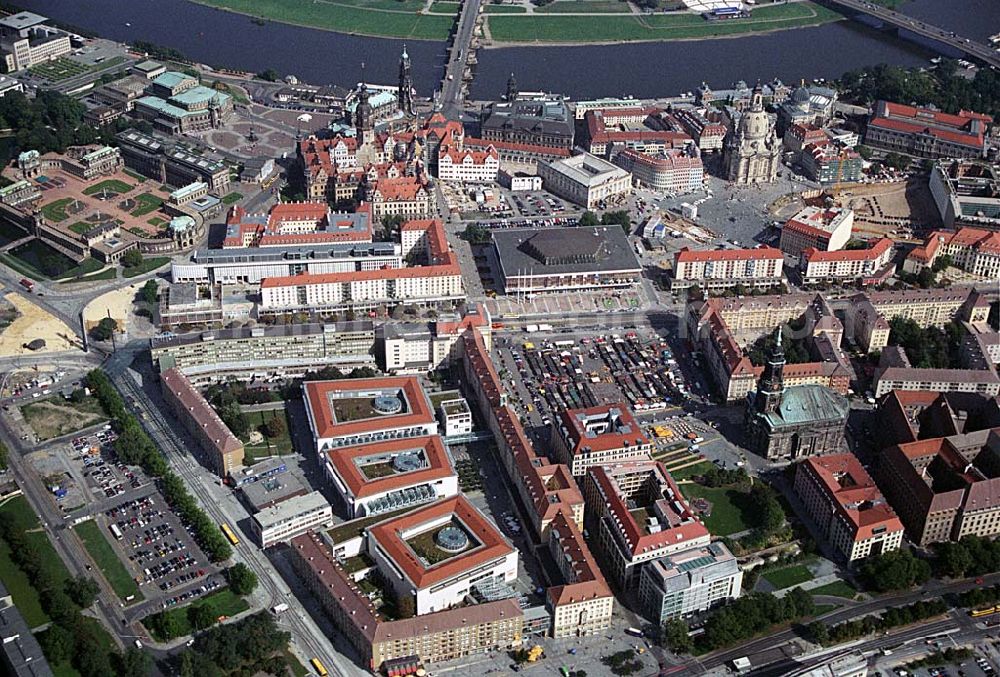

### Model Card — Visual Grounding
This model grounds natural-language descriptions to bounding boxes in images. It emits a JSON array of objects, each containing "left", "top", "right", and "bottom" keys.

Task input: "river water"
[{"left": 14, "top": 0, "right": 1000, "bottom": 99}]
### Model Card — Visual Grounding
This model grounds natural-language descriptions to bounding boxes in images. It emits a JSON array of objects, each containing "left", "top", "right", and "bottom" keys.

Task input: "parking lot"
[
  {"left": 72, "top": 430, "right": 135, "bottom": 499},
  {"left": 98, "top": 491, "right": 220, "bottom": 609}
]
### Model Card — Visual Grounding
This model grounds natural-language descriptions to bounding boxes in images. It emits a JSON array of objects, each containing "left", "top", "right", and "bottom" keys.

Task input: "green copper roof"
[
  {"left": 761, "top": 384, "right": 849, "bottom": 429},
  {"left": 152, "top": 71, "right": 194, "bottom": 90}
]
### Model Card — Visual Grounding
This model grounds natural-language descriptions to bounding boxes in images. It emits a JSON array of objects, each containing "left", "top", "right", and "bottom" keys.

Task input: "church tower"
[
  {"left": 398, "top": 45, "right": 414, "bottom": 116},
  {"left": 355, "top": 81, "right": 375, "bottom": 146},
  {"left": 755, "top": 327, "right": 786, "bottom": 415},
  {"left": 505, "top": 73, "right": 518, "bottom": 102}
]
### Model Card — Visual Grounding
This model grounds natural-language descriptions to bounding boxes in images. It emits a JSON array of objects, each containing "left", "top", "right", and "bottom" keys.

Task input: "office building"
[
  {"left": 551, "top": 404, "right": 652, "bottom": 476},
  {"left": 325, "top": 436, "right": 458, "bottom": 518},
  {"left": 380, "top": 304, "right": 491, "bottom": 373},
  {"left": 865, "top": 100, "right": 990, "bottom": 160},
  {"left": 584, "top": 461, "right": 711, "bottom": 589},
  {"left": 159, "top": 368, "right": 244, "bottom": 477},
  {"left": 546, "top": 510, "right": 614, "bottom": 638},
  {"left": 794, "top": 454, "right": 903, "bottom": 562},
  {"left": 289, "top": 532, "right": 523, "bottom": 672},
  {"left": 436, "top": 395, "right": 472, "bottom": 437},
  {"left": 0, "top": 12, "right": 70, "bottom": 72},
  {"left": 878, "top": 428, "right": 1000, "bottom": 546},
  {"left": 437, "top": 144, "right": 500, "bottom": 183},
  {"left": 670, "top": 107, "right": 727, "bottom": 152},
  {"left": 874, "top": 367, "right": 1000, "bottom": 398},
  {"left": 537, "top": 152, "right": 631, "bottom": 209},
  {"left": 671, "top": 246, "right": 784, "bottom": 292},
  {"left": 637, "top": 542, "right": 742, "bottom": 623},
  {"left": 251, "top": 491, "right": 333, "bottom": 548},
  {"left": 480, "top": 89, "right": 574, "bottom": 152},
  {"left": 303, "top": 376, "right": 438, "bottom": 457},
  {"left": 780, "top": 206, "right": 854, "bottom": 256},
  {"left": 222, "top": 201, "right": 372, "bottom": 249},
  {"left": 367, "top": 495, "right": 518, "bottom": 616},
  {"left": 929, "top": 160, "right": 1000, "bottom": 230},
  {"left": 492, "top": 226, "right": 642, "bottom": 294},
  {"left": 581, "top": 106, "right": 691, "bottom": 157}
]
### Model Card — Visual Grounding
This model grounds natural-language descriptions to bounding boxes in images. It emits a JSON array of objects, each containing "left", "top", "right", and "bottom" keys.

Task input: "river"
[{"left": 13, "top": 0, "right": 1000, "bottom": 100}]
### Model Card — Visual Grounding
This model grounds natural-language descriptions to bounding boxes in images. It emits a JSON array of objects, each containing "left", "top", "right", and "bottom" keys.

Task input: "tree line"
[
  {"left": 172, "top": 612, "right": 294, "bottom": 677},
  {"left": 86, "top": 370, "right": 232, "bottom": 562},
  {"left": 808, "top": 598, "right": 947, "bottom": 646},
  {"left": 0, "top": 517, "right": 149, "bottom": 677}
]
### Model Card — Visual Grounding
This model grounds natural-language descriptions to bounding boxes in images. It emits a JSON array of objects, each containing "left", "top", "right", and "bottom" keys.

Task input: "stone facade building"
[{"left": 722, "top": 83, "right": 780, "bottom": 185}]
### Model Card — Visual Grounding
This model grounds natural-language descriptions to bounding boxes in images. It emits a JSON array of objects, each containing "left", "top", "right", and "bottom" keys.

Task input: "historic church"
[
  {"left": 723, "top": 82, "right": 781, "bottom": 185},
  {"left": 745, "top": 330, "right": 849, "bottom": 461}
]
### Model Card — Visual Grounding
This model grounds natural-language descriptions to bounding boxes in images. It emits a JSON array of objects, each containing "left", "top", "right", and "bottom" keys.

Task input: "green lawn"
[
  {"left": 484, "top": 3, "right": 527, "bottom": 11},
  {"left": 666, "top": 460, "right": 713, "bottom": 482},
  {"left": 243, "top": 408, "right": 295, "bottom": 456},
  {"left": 535, "top": 0, "right": 633, "bottom": 13},
  {"left": 221, "top": 192, "right": 244, "bottom": 205},
  {"left": 122, "top": 256, "right": 170, "bottom": 278},
  {"left": 148, "top": 217, "right": 166, "bottom": 226},
  {"left": 56, "top": 257, "right": 105, "bottom": 281},
  {"left": 0, "top": 495, "right": 72, "bottom": 628},
  {"left": 145, "top": 588, "right": 249, "bottom": 641},
  {"left": 59, "top": 268, "right": 117, "bottom": 284},
  {"left": 130, "top": 192, "right": 164, "bottom": 217},
  {"left": 812, "top": 603, "right": 839, "bottom": 616},
  {"left": 487, "top": 1, "right": 841, "bottom": 42},
  {"left": 68, "top": 221, "right": 93, "bottom": 235},
  {"left": 808, "top": 580, "right": 857, "bottom": 599},
  {"left": 82, "top": 179, "right": 133, "bottom": 196},
  {"left": 762, "top": 564, "right": 814, "bottom": 590},
  {"left": 40, "top": 198, "right": 75, "bottom": 222},
  {"left": 73, "top": 520, "right": 142, "bottom": 603},
  {"left": 192, "top": 0, "right": 456, "bottom": 39},
  {"left": 680, "top": 483, "right": 754, "bottom": 537},
  {"left": 429, "top": 1, "right": 460, "bottom": 12}
]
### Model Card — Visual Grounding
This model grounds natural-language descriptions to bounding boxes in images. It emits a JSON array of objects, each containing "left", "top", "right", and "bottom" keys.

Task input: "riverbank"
[{"left": 188, "top": 0, "right": 843, "bottom": 44}]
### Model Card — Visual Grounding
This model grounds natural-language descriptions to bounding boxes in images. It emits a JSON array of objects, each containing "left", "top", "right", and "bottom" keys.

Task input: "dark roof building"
[
  {"left": 492, "top": 226, "right": 642, "bottom": 294},
  {"left": 480, "top": 93, "right": 574, "bottom": 152},
  {"left": 0, "top": 581, "right": 53, "bottom": 677}
]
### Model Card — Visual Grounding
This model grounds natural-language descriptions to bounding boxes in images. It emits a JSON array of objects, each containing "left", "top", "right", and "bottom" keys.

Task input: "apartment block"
[
  {"left": 800, "top": 238, "right": 894, "bottom": 286},
  {"left": 551, "top": 404, "right": 652, "bottom": 476},
  {"left": 780, "top": 206, "right": 854, "bottom": 256},
  {"left": 904, "top": 227, "right": 1000, "bottom": 279},
  {"left": 671, "top": 247, "right": 784, "bottom": 292}
]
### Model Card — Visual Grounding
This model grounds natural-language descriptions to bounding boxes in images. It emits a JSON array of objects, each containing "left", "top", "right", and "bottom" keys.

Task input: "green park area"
[
  {"left": 82, "top": 179, "right": 133, "bottom": 196},
  {"left": 0, "top": 495, "right": 72, "bottom": 628},
  {"left": 487, "top": 1, "right": 842, "bottom": 43},
  {"left": 145, "top": 588, "right": 249, "bottom": 641},
  {"left": 20, "top": 395, "right": 108, "bottom": 441},
  {"left": 762, "top": 564, "right": 814, "bottom": 590},
  {"left": 40, "top": 198, "right": 74, "bottom": 222},
  {"left": 808, "top": 580, "right": 858, "bottom": 599},
  {"left": 222, "top": 191, "right": 244, "bottom": 205},
  {"left": 680, "top": 483, "right": 753, "bottom": 537},
  {"left": 193, "top": 0, "right": 839, "bottom": 42},
  {"left": 193, "top": 0, "right": 456, "bottom": 39},
  {"left": 243, "top": 408, "right": 295, "bottom": 461},
  {"left": 130, "top": 192, "right": 165, "bottom": 217},
  {"left": 73, "top": 520, "right": 142, "bottom": 603},
  {"left": 122, "top": 256, "right": 170, "bottom": 278}
]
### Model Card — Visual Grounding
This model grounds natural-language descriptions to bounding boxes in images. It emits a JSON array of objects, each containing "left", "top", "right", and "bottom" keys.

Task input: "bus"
[
  {"left": 970, "top": 606, "right": 999, "bottom": 618},
  {"left": 310, "top": 658, "right": 328, "bottom": 676},
  {"left": 109, "top": 523, "right": 123, "bottom": 540},
  {"left": 625, "top": 627, "right": 643, "bottom": 637},
  {"left": 220, "top": 523, "right": 239, "bottom": 546}
]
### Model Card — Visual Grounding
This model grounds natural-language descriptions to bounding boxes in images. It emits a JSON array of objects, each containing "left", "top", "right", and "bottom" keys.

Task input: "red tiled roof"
[
  {"left": 675, "top": 246, "right": 782, "bottom": 263},
  {"left": 465, "top": 137, "right": 571, "bottom": 158},
  {"left": 160, "top": 368, "right": 243, "bottom": 455},
  {"left": 589, "top": 461, "right": 709, "bottom": 558},
  {"left": 870, "top": 101, "right": 988, "bottom": 149},
  {"left": 803, "top": 238, "right": 893, "bottom": 262},
  {"left": 303, "top": 376, "right": 435, "bottom": 441},
  {"left": 801, "top": 453, "right": 903, "bottom": 542},
  {"left": 558, "top": 403, "right": 649, "bottom": 455},
  {"left": 260, "top": 258, "right": 460, "bottom": 288},
  {"left": 546, "top": 509, "right": 612, "bottom": 606},
  {"left": 440, "top": 144, "right": 499, "bottom": 165},
  {"left": 367, "top": 495, "right": 514, "bottom": 589},
  {"left": 326, "top": 436, "right": 454, "bottom": 499}
]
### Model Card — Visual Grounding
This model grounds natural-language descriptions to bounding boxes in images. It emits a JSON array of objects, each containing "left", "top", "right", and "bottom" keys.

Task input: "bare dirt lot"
[{"left": 0, "top": 293, "right": 80, "bottom": 354}]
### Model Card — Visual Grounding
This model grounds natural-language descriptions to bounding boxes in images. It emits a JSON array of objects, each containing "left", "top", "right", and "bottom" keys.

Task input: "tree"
[
  {"left": 256, "top": 69, "right": 280, "bottom": 82},
  {"left": 118, "top": 646, "right": 152, "bottom": 677},
  {"left": 935, "top": 541, "right": 974, "bottom": 578},
  {"left": 662, "top": 619, "right": 693, "bottom": 654},
  {"left": 932, "top": 254, "right": 954, "bottom": 273},
  {"left": 225, "top": 563, "right": 258, "bottom": 596},
  {"left": 858, "top": 549, "right": 930, "bottom": 592},
  {"left": 600, "top": 210, "right": 631, "bottom": 233},
  {"left": 463, "top": 222, "right": 491, "bottom": 244},
  {"left": 38, "top": 624, "right": 75, "bottom": 663},
  {"left": 121, "top": 248, "right": 143, "bottom": 268},
  {"left": 188, "top": 603, "right": 217, "bottom": 631},
  {"left": 578, "top": 211, "right": 599, "bottom": 227},
  {"left": 90, "top": 317, "right": 118, "bottom": 341},
  {"left": 808, "top": 620, "right": 830, "bottom": 645},
  {"left": 395, "top": 593, "right": 415, "bottom": 619},
  {"left": 218, "top": 401, "right": 250, "bottom": 439},
  {"left": 139, "top": 279, "right": 158, "bottom": 304},
  {"left": 64, "top": 576, "right": 100, "bottom": 607},
  {"left": 262, "top": 414, "right": 286, "bottom": 439}
]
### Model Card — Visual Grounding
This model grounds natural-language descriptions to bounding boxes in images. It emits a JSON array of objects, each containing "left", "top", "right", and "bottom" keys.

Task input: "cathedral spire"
[
  {"left": 505, "top": 72, "right": 518, "bottom": 102},
  {"left": 398, "top": 44, "right": 414, "bottom": 116}
]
